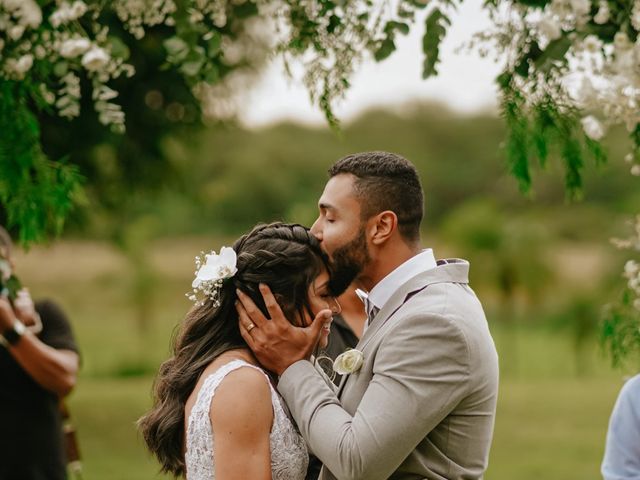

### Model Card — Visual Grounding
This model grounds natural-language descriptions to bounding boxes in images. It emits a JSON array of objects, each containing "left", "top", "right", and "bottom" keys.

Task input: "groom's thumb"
[{"left": 309, "top": 309, "right": 332, "bottom": 342}]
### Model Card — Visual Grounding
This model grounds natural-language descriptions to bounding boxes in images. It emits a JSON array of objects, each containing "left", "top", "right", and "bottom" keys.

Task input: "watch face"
[{"left": 14, "top": 321, "right": 26, "bottom": 336}]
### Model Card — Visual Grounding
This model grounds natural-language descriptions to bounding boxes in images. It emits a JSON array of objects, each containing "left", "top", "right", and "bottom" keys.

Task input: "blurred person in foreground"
[
  {"left": 139, "top": 223, "right": 341, "bottom": 479},
  {"left": 602, "top": 374, "right": 640, "bottom": 480},
  {"left": 237, "top": 151, "right": 499, "bottom": 480},
  {"left": 0, "top": 227, "right": 80, "bottom": 480}
]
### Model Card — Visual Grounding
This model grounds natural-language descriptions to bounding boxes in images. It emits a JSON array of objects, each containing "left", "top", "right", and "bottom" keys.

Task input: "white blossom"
[
  {"left": 16, "top": 54, "right": 33, "bottom": 73},
  {"left": 59, "top": 38, "right": 92, "bottom": 58},
  {"left": 581, "top": 115, "right": 605, "bottom": 140},
  {"left": 625, "top": 260, "right": 639, "bottom": 278},
  {"left": 81, "top": 47, "right": 110, "bottom": 71},
  {"left": 70, "top": 1, "right": 88, "bottom": 18},
  {"left": 5, "top": 54, "right": 33, "bottom": 79},
  {"left": 113, "top": 0, "right": 177, "bottom": 39},
  {"left": 8, "top": 24, "right": 25, "bottom": 41},
  {"left": 576, "top": 76, "right": 598, "bottom": 106},
  {"left": 50, "top": 1, "right": 88, "bottom": 28},
  {"left": 632, "top": 0, "right": 640, "bottom": 31},
  {"left": 538, "top": 16, "right": 562, "bottom": 41},
  {"left": 614, "top": 32, "right": 632, "bottom": 51},
  {"left": 594, "top": 1, "right": 610, "bottom": 24},
  {"left": 570, "top": 0, "right": 591, "bottom": 17},
  {"left": 1, "top": 0, "right": 42, "bottom": 29},
  {"left": 632, "top": 164, "right": 640, "bottom": 176},
  {"left": 34, "top": 45, "right": 46, "bottom": 59},
  {"left": 583, "top": 35, "right": 603, "bottom": 53}
]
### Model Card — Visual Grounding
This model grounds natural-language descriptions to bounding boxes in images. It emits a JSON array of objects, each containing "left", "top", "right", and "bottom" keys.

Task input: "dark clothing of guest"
[
  {"left": 306, "top": 313, "right": 359, "bottom": 480},
  {"left": 0, "top": 300, "right": 79, "bottom": 480}
]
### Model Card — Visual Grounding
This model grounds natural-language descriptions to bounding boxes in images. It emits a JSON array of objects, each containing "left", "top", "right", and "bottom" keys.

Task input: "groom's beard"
[{"left": 328, "top": 227, "right": 370, "bottom": 297}]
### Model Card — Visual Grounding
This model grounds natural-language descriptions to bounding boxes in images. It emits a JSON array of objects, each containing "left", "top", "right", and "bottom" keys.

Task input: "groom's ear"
[{"left": 370, "top": 211, "right": 397, "bottom": 246}]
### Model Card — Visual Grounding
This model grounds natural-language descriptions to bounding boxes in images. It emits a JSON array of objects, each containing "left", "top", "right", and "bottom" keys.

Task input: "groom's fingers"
[
  {"left": 237, "top": 302, "right": 260, "bottom": 347},
  {"left": 308, "top": 309, "right": 332, "bottom": 343},
  {"left": 259, "top": 283, "right": 288, "bottom": 326},
  {"left": 236, "top": 288, "right": 268, "bottom": 328}
]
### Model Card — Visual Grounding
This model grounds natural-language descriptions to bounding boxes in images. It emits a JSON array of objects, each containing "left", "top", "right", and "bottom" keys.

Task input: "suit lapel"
[{"left": 336, "top": 259, "right": 470, "bottom": 398}]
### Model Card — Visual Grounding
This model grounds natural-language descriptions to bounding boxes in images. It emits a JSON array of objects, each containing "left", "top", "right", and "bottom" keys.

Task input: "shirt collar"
[{"left": 366, "top": 249, "right": 437, "bottom": 313}]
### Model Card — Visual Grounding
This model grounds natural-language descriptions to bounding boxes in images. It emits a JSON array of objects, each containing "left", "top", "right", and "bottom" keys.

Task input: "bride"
[{"left": 138, "top": 223, "right": 340, "bottom": 479}]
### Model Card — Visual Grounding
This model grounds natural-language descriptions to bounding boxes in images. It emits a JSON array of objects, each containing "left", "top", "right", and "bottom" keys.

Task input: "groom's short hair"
[{"left": 329, "top": 151, "right": 424, "bottom": 243}]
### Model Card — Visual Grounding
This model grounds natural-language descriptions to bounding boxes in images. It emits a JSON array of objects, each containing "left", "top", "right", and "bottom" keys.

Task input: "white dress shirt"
[{"left": 357, "top": 249, "right": 437, "bottom": 324}]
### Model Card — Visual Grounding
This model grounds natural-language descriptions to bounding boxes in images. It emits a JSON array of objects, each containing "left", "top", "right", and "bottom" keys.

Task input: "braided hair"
[{"left": 138, "top": 222, "right": 328, "bottom": 476}]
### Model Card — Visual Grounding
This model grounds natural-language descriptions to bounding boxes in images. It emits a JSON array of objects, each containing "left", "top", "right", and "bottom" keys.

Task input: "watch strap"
[{"left": 1, "top": 320, "right": 26, "bottom": 346}]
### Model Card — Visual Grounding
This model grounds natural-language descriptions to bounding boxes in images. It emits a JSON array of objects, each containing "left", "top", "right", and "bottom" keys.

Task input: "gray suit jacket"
[{"left": 278, "top": 259, "right": 499, "bottom": 480}]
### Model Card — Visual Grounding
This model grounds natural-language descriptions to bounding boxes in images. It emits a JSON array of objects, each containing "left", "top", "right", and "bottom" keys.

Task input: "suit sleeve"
[{"left": 278, "top": 311, "right": 471, "bottom": 480}]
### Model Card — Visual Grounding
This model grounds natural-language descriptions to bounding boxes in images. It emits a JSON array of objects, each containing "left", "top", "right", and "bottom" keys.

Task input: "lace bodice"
[{"left": 185, "top": 359, "right": 308, "bottom": 480}]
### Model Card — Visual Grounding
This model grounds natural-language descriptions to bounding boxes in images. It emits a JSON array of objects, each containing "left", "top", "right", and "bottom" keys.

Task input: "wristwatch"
[{"left": 0, "top": 320, "right": 26, "bottom": 347}]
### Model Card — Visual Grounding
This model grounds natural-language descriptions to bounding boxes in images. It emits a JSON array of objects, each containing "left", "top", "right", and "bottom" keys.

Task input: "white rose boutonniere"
[{"left": 333, "top": 349, "right": 364, "bottom": 375}]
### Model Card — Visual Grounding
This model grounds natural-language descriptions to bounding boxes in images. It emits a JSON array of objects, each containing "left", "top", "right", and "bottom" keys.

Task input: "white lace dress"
[{"left": 185, "top": 359, "right": 309, "bottom": 480}]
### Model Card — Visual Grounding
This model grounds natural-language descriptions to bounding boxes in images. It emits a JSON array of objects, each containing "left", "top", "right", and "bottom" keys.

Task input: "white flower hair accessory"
[
  {"left": 187, "top": 246, "right": 237, "bottom": 307},
  {"left": 333, "top": 348, "right": 364, "bottom": 375}
]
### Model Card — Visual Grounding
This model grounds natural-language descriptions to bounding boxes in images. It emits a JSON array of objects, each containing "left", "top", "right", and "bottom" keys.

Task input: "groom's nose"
[{"left": 310, "top": 218, "right": 322, "bottom": 240}]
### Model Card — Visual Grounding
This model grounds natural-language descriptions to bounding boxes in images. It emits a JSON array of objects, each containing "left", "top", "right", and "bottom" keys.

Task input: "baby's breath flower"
[
  {"left": 59, "top": 37, "right": 91, "bottom": 58},
  {"left": 81, "top": 46, "right": 110, "bottom": 71},
  {"left": 594, "top": 1, "right": 610, "bottom": 24},
  {"left": 581, "top": 115, "right": 605, "bottom": 140}
]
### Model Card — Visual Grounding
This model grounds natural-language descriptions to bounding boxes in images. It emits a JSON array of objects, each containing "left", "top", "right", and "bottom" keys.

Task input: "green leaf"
[
  {"left": 204, "top": 64, "right": 220, "bottom": 83},
  {"left": 422, "top": 8, "right": 450, "bottom": 78},
  {"left": 207, "top": 32, "right": 222, "bottom": 55},
  {"left": 327, "top": 14, "right": 341, "bottom": 33},
  {"left": 180, "top": 60, "right": 204, "bottom": 77},
  {"left": 374, "top": 37, "right": 396, "bottom": 62},
  {"left": 108, "top": 36, "right": 130, "bottom": 60},
  {"left": 53, "top": 61, "right": 69, "bottom": 77},
  {"left": 500, "top": 87, "right": 532, "bottom": 193},
  {"left": 496, "top": 71, "right": 513, "bottom": 89},
  {"left": 398, "top": 5, "right": 416, "bottom": 20},
  {"left": 408, "top": 0, "right": 429, "bottom": 8},
  {"left": 163, "top": 36, "right": 189, "bottom": 62},
  {"left": 516, "top": 0, "right": 551, "bottom": 7},
  {"left": 234, "top": 1, "right": 259, "bottom": 18},
  {"left": 384, "top": 20, "right": 411, "bottom": 35},
  {"left": 534, "top": 36, "right": 572, "bottom": 73}
]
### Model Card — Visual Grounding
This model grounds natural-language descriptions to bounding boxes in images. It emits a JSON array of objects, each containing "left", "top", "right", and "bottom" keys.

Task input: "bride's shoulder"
[{"left": 209, "top": 363, "right": 274, "bottom": 435}]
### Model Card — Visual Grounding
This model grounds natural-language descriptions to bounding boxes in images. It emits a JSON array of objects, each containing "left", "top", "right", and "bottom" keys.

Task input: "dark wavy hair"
[{"left": 137, "top": 223, "right": 328, "bottom": 477}]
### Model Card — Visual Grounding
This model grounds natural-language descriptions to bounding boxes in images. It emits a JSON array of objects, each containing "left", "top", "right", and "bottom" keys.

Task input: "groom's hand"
[{"left": 237, "top": 283, "right": 332, "bottom": 376}]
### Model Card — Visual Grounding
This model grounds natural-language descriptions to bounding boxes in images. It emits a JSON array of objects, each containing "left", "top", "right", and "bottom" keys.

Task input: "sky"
[{"left": 238, "top": 0, "right": 503, "bottom": 128}]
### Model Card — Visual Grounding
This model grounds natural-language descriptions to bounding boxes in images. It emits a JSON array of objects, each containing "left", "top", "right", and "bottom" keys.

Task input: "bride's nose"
[{"left": 327, "top": 297, "right": 341, "bottom": 315}]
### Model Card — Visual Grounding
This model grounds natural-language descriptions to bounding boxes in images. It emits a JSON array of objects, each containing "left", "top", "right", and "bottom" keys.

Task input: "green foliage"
[
  {"left": 533, "top": 36, "right": 572, "bottom": 73},
  {"left": 501, "top": 82, "right": 532, "bottom": 193},
  {"left": 422, "top": 7, "right": 451, "bottom": 78},
  {"left": 601, "top": 289, "right": 640, "bottom": 368},
  {"left": 499, "top": 79, "right": 608, "bottom": 200},
  {"left": 0, "top": 80, "right": 84, "bottom": 246}
]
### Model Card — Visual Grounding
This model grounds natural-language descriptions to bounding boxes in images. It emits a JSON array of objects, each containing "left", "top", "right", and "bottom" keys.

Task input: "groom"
[{"left": 237, "top": 151, "right": 499, "bottom": 479}]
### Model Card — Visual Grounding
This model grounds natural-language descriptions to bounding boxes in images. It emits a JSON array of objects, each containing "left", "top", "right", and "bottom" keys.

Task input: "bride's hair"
[{"left": 138, "top": 222, "right": 328, "bottom": 476}]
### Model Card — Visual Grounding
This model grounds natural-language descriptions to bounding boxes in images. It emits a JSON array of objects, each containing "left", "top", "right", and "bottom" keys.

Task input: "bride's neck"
[{"left": 216, "top": 347, "right": 259, "bottom": 366}]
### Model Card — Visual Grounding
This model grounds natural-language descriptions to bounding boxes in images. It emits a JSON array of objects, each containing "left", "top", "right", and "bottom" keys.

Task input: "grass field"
[{"left": 13, "top": 239, "right": 635, "bottom": 480}]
